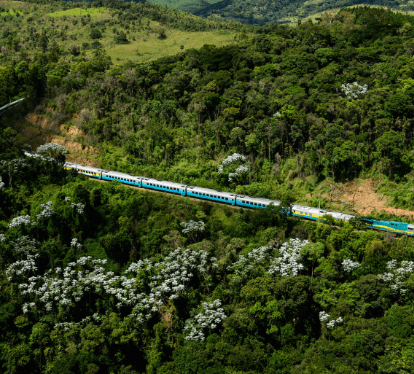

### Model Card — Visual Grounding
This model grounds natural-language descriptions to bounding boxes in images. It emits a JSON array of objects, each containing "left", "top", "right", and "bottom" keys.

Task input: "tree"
[
  {"left": 115, "top": 31, "right": 128, "bottom": 44},
  {"left": 39, "top": 30, "right": 48, "bottom": 52},
  {"left": 90, "top": 28, "right": 102, "bottom": 40}
]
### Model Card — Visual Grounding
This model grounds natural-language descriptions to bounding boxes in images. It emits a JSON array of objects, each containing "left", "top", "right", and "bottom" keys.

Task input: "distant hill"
[{"left": 147, "top": 0, "right": 414, "bottom": 25}]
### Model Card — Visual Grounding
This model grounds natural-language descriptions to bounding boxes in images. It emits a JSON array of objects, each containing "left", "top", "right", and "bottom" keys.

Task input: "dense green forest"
[
  {"left": 2, "top": 132, "right": 414, "bottom": 373},
  {"left": 192, "top": 0, "right": 414, "bottom": 26},
  {"left": 4, "top": 2, "right": 414, "bottom": 372},
  {"left": 62, "top": 0, "right": 414, "bottom": 26},
  {"left": 4, "top": 1, "right": 414, "bottom": 212}
]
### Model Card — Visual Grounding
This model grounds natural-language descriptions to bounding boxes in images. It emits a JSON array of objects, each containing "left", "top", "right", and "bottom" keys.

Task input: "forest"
[
  {"left": 193, "top": 0, "right": 414, "bottom": 26},
  {"left": 3, "top": 1, "right": 414, "bottom": 372}
]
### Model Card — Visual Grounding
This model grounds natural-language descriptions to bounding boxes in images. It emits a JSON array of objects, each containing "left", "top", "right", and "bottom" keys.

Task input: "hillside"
[
  {"left": 4, "top": 2, "right": 414, "bottom": 373},
  {"left": 0, "top": 0, "right": 247, "bottom": 66},
  {"left": 146, "top": 0, "right": 414, "bottom": 25}
]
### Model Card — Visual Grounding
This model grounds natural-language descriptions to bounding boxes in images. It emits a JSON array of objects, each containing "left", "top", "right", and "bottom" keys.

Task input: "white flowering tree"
[
  {"left": 340, "top": 82, "right": 368, "bottom": 101},
  {"left": 228, "top": 246, "right": 272, "bottom": 280},
  {"left": 342, "top": 259, "right": 361, "bottom": 274},
  {"left": 7, "top": 231, "right": 219, "bottom": 331},
  {"left": 181, "top": 220, "right": 205, "bottom": 243},
  {"left": 36, "top": 142, "right": 67, "bottom": 165},
  {"left": 0, "top": 158, "right": 29, "bottom": 190},
  {"left": 269, "top": 238, "right": 308, "bottom": 277},
  {"left": 377, "top": 259, "right": 414, "bottom": 296},
  {"left": 319, "top": 311, "right": 343, "bottom": 330},
  {"left": 0, "top": 176, "right": 5, "bottom": 191},
  {"left": 218, "top": 153, "right": 249, "bottom": 185},
  {"left": 184, "top": 300, "right": 226, "bottom": 341},
  {"left": 227, "top": 239, "right": 309, "bottom": 280}
]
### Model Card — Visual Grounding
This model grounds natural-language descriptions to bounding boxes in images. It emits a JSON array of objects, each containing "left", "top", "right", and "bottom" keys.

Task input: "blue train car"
[
  {"left": 236, "top": 195, "right": 277, "bottom": 209},
  {"left": 25, "top": 150, "right": 414, "bottom": 238},
  {"left": 141, "top": 178, "right": 185, "bottom": 196},
  {"left": 188, "top": 186, "right": 236, "bottom": 205},
  {"left": 102, "top": 171, "right": 141, "bottom": 186}
]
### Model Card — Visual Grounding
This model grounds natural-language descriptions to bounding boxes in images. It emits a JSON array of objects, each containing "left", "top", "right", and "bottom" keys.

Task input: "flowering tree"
[
  {"left": 184, "top": 300, "right": 226, "bottom": 341},
  {"left": 218, "top": 153, "right": 249, "bottom": 184},
  {"left": 340, "top": 82, "right": 368, "bottom": 101},
  {"left": 7, "top": 229, "right": 219, "bottom": 331},
  {"left": 227, "top": 239, "right": 310, "bottom": 280},
  {"left": 269, "top": 238, "right": 309, "bottom": 277},
  {"left": 0, "top": 158, "right": 29, "bottom": 190},
  {"left": 36, "top": 142, "right": 67, "bottom": 165},
  {"left": 228, "top": 246, "right": 272, "bottom": 280},
  {"left": 180, "top": 220, "right": 205, "bottom": 243},
  {"left": 342, "top": 259, "right": 361, "bottom": 274},
  {"left": 319, "top": 311, "right": 343, "bottom": 329},
  {"left": 377, "top": 259, "right": 414, "bottom": 295}
]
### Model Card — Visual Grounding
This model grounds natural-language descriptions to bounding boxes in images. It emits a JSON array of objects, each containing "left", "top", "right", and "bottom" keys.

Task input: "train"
[
  {"left": 0, "top": 98, "right": 25, "bottom": 116},
  {"left": 24, "top": 152, "right": 414, "bottom": 236}
]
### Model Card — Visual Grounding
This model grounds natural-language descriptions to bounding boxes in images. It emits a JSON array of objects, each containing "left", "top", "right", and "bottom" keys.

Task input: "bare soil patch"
[
  {"left": 314, "top": 179, "right": 414, "bottom": 218},
  {"left": 18, "top": 110, "right": 98, "bottom": 166}
]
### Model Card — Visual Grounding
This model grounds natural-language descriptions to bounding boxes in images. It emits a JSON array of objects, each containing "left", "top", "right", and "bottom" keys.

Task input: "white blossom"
[
  {"left": 218, "top": 153, "right": 248, "bottom": 182},
  {"left": 342, "top": 259, "right": 361, "bottom": 273},
  {"left": 37, "top": 142, "right": 67, "bottom": 156},
  {"left": 268, "top": 238, "right": 308, "bottom": 277},
  {"left": 10, "top": 236, "right": 37, "bottom": 254},
  {"left": 8, "top": 215, "right": 33, "bottom": 229},
  {"left": 221, "top": 153, "right": 246, "bottom": 166},
  {"left": 340, "top": 82, "right": 368, "bottom": 101},
  {"left": 13, "top": 246, "right": 218, "bottom": 330},
  {"left": 70, "top": 203, "right": 85, "bottom": 215},
  {"left": 228, "top": 164, "right": 249, "bottom": 182},
  {"left": 181, "top": 220, "right": 205, "bottom": 234},
  {"left": 320, "top": 311, "right": 343, "bottom": 329},
  {"left": 0, "top": 176, "right": 5, "bottom": 191},
  {"left": 326, "top": 320, "right": 336, "bottom": 329},
  {"left": 71, "top": 238, "right": 82, "bottom": 249},
  {"left": 36, "top": 201, "right": 54, "bottom": 220},
  {"left": 228, "top": 246, "right": 272, "bottom": 278},
  {"left": 319, "top": 311, "right": 330, "bottom": 323},
  {"left": 184, "top": 299, "right": 226, "bottom": 341},
  {"left": 1, "top": 158, "right": 28, "bottom": 174},
  {"left": 378, "top": 260, "right": 414, "bottom": 295}
]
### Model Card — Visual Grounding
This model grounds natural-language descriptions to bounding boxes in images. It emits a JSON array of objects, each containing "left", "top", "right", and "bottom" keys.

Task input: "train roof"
[
  {"left": 144, "top": 179, "right": 187, "bottom": 188},
  {"left": 237, "top": 195, "right": 280, "bottom": 205},
  {"left": 328, "top": 211, "right": 355, "bottom": 221},
  {"left": 103, "top": 171, "right": 142, "bottom": 179},
  {"left": 292, "top": 204, "right": 324, "bottom": 213},
  {"left": 189, "top": 185, "right": 235, "bottom": 198},
  {"left": 65, "top": 163, "right": 102, "bottom": 173}
]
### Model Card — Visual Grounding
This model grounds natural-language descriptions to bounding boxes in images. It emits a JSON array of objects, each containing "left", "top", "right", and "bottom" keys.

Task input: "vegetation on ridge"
[{"left": 2, "top": 3, "right": 414, "bottom": 373}]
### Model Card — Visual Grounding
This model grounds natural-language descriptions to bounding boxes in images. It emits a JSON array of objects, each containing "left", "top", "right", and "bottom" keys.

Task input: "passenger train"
[{"left": 24, "top": 152, "right": 414, "bottom": 237}]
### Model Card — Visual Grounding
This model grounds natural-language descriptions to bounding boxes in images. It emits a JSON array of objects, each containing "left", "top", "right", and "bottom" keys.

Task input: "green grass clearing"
[{"left": 48, "top": 7, "right": 110, "bottom": 18}]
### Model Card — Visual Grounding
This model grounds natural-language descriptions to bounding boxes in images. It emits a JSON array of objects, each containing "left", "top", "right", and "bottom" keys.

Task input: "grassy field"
[
  {"left": 0, "top": 1, "right": 239, "bottom": 65},
  {"left": 48, "top": 7, "right": 109, "bottom": 17},
  {"left": 0, "top": 0, "right": 28, "bottom": 9}
]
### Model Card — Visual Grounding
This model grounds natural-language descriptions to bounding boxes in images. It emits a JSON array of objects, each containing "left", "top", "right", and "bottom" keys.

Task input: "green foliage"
[{"left": 3, "top": 3, "right": 414, "bottom": 372}]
